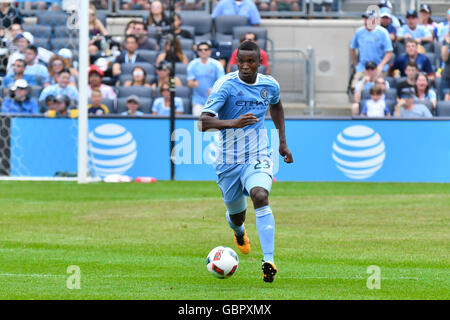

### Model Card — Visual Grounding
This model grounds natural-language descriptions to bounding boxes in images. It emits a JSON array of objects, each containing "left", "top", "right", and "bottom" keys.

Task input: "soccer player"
[{"left": 198, "top": 41, "right": 293, "bottom": 283}]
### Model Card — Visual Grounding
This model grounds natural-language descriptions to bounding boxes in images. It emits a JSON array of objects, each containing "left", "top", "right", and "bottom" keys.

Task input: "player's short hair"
[
  {"left": 125, "top": 34, "right": 138, "bottom": 43},
  {"left": 237, "top": 40, "right": 260, "bottom": 61},
  {"left": 27, "top": 45, "right": 38, "bottom": 55}
]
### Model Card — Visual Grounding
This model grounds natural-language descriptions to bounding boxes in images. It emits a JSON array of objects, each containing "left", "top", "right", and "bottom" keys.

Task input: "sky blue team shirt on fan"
[
  {"left": 350, "top": 25, "right": 393, "bottom": 73},
  {"left": 187, "top": 57, "right": 225, "bottom": 105},
  {"left": 211, "top": 0, "right": 261, "bottom": 25},
  {"left": 203, "top": 71, "right": 280, "bottom": 171},
  {"left": 397, "top": 24, "right": 432, "bottom": 40}
]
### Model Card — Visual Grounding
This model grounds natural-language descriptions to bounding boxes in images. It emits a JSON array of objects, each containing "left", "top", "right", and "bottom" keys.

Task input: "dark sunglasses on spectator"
[
  {"left": 401, "top": 94, "right": 413, "bottom": 99},
  {"left": 198, "top": 47, "right": 209, "bottom": 52}
]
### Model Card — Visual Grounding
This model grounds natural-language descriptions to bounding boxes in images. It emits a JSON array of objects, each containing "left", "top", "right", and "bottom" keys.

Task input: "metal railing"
[{"left": 268, "top": 47, "right": 316, "bottom": 114}]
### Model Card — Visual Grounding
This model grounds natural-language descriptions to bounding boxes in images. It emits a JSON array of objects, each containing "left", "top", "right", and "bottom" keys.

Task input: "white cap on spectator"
[
  {"left": 22, "top": 32, "right": 34, "bottom": 44},
  {"left": 58, "top": 48, "right": 73, "bottom": 60},
  {"left": 11, "top": 79, "right": 29, "bottom": 91}
]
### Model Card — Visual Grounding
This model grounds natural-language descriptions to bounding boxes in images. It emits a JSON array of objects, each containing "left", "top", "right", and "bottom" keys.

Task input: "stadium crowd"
[{"left": 0, "top": 0, "right": 449, "bottom": 117}]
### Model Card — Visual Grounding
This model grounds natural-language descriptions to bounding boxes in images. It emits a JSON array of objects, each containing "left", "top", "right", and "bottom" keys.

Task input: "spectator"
[
  {"left": 414, "top": 72, "right": 436, "bottom": 113},
  {"left": 378, "top": 0, "right": 401, "bottom": 30},
  {"left": 418, "top": 4, "right": 437, "bottom": 37},
  {"left": 152, "top": 83, "right": 184, "bottom": 116},
  {"left": 441, "top": 32, "right": 450, "bottom": 100},
  {"left": 156, "top": 37, "right": 189, "bottom": 65},
  {"left": 436, "top": 9, "right": 450, "bottom": 44},
  {"left": 349, "top": 10, "right": 393, "bottom": 92},
  {"left": 39, "top": 69, "right": 79, "bottom": 105},
  {"left": 389, "top": 39, "right": 434, "bottom": 79},
  {"left": 22, "top": 45, "right": 50, "bottom": 86},
  {"left": 0, "top": 2, "right": 22, "bottom": 29},
  {"left": 173, "top": 13, "right": 195, "bottom": 42},
  {"left": 187, "top": 41, "right": 225, "bottom": 116},
  {"left": 58, "top": 48, "right": 79, "bottom": 81},
  {"left": 88, "top": 88, "right": 110, "bottom": 115},
  {"left": 2, "top": 59, "right": 37, "bottom": 96},
  {"left": 151, "top": 60, "right": 183, "bottom": 91},
  {"left": 254, "top": 0, "right": 270, "bottom": 12},
  {"left": 4, "top": 23, "right": 22, "bottom": 46},
  {"left": 211, "top": 0, "right": 261, "bottom": 26},
  {"left": 125, "top": 20, "right": 137, "bottom": 36},
  {"left": 397, "top": 10, "right": 433, "bottom": 44},
  {"left": 44, "top": 94, "right": 75, "bottom": 118},
  {"left": 394, "top": 87, "right": 432, "bottom": 118},
  {"left": 124, "top": 66, "right": 152, "bottom": 88},
  {"left": 121, "top": 95, "right": 144, "bottom": 116},
  {"left": 396, "top": 61, "right": 418, "bottom": 98},
  {"left": 227, "top": 32, "right": 270, "bottom": 74},
  {"left": 379, "top": 7, "right": 396, "bottom": 43},
  {"left": 1, "top": 79, "right": 39, "bottom": 115},
  {"left": 351, "top": 62, "right": 389, "bottom": 115},
  {"left": 133, "top": 21, "right": 158, "bottom": 51},
  {"left": 112, "top": 35, "right": 147, "bottom": 77},
  {"left": 269, "top": 0, "right": 300, "bottom": 15},
  {"left": 48, "top": 55, "right": 77, "bottom": 87},
  {"left": 177, "top": 0, "right": 205, "bottom": 11},
  {"left": 360, "top": 85, "right": 391, "bottom": 117},
  {"left": 7, "top": 32, "right": 33, "bottom": 73},
  {"left": 88, "top": 65, "right": 117, "bottom": 100},
  {"left": 147, "top": 0, "right": 170, "bottom": 28},
  {"left": 122, "top": 0, "right": 151, "bottom": 10},
  {"left": 89, "top": 4, "right": 108, "bottom": 52}
]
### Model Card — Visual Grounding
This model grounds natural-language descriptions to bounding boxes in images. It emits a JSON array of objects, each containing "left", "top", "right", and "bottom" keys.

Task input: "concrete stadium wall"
[{"left": 261, "top": 19, "right": 362, "bottom": 106}]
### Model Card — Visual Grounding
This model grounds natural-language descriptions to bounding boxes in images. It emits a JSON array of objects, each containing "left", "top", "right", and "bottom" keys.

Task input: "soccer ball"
[{"left": 206, "top": 246, "right": 239, "bottom": 279}]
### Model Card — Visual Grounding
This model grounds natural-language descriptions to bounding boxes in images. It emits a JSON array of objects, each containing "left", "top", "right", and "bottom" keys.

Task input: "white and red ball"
[{"left": 206, "top": 246, "right": 239, "bottom": 279}]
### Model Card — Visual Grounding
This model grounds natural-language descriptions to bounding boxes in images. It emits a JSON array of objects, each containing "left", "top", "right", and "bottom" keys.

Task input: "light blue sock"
[
  {"left": 226, "top": 211, "right": 245, "bottom": 237},
  {"left": 255, "top": 205, "right": 275, "bottom": 263}
]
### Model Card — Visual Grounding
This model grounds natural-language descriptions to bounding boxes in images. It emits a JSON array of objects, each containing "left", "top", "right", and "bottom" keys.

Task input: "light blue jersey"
[
  {"left": 187, "top": 57, "right": 225, "bottom": 105},
  {"left": 350, "top": 26, "right": 393, "bottom": 73},
  {"left": 203, "top": 71, "right": 280, "bottom": 172},
  {"left": 397, "top": 24, "right": 432, "bottom": 40}
]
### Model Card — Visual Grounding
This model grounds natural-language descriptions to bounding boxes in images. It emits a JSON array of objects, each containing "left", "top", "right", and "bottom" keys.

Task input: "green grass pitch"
[{"left": 0, "top": 181, "right": 449, "bottom": 300}]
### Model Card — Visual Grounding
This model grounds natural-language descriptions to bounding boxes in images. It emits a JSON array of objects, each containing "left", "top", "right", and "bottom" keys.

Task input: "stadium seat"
[
  {"left": 232, "top": 26, "right": 267, "bottom": 50},
  {"left": 117, "top": 86, "right": 153, "bottom": 99},
  {"left": 385, "top": 76, "right": 396, "bottom": 89},
  {"left": 51, "top": 38, "right": 76, "bottom": 51},
  {"left": 30, "top": 86, "right": 42, "bottom": 98},
  {"left": 136, "top": 50, "right": 159, "bottom": 65},
  {"left": 121, "top": 63, "right": 155, "bottom": 76},
  {"left": 53, "top": 26, "right": 80, "bottom": 38},
  {"left": 436, "top": 101, "right": 450, "bottom": 117},
  {"left": 416, "top": 100, "right": 434, "bottom": 112},
  {"left": 118, "top": 74, "right": 155, "bottom": 86},
  {"left": 177, "top": 74, "right": 188, "bottom": 86},
  {"left": 23, "top": 25, "right": 52, "bottom": 38},
  {"left": 37, "top": 11, "right": 68, "bottom": 27},
  {"left": 179, "top": 12, "right": 212, "bottom": 44},
  {"left": 175, "top": 62, "right": 188, "bottom": 75},
  {"left": 179, "top": 38, "right": 194, "bottom": 52},
  {"left": 180, "top": 26, "right": 195, "bottom": 39},
  {"left": 117, "top": 97, "right": 153, "bottom": 114},
  {"left": 424, "top": 52, "right": 437, "bottom": 69},
  {"left": 33, "top": 37, "right": 50, "bottom": 50},
  {"left": 214, "top": 15, "right": 248, "bottom": 43}
]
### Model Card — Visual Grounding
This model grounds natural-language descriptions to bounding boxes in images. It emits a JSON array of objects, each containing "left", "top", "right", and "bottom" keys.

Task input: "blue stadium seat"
[
  {"left": 33, "top": 37, "right": 50, "bottom": 50},
  {"left": 436, "top": 100, "right": 450, "bottom": 117},
  {"left": 37, "top": 11, "right": 68, "bottom": 27},
  {"left": 214, "top": 15, "right": 248, "bottom": 43},
  {"left": 179, "top": 12, "right": 212, "bottom": 44},
  {"left": 53, "top": 25, "right": 80, "bottom": 38},
  {"left": 136, "top": 50, "right": 159, "bottom": 65},
  {"left": 117, "top": 86, "right": 153, "bottom": 99},
  {"left": 23, "top": 25, "right": 52, "bottom": 38}
]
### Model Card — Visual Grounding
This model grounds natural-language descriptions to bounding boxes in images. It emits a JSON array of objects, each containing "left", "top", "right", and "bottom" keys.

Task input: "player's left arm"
[{"left": 270, "top": 100, "right": 293, "bottom": 163}]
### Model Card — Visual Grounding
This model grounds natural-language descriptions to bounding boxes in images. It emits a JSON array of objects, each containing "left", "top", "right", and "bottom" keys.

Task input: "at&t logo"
[{"left": 332, "top": 125, "right": 385, "bottom": 180}]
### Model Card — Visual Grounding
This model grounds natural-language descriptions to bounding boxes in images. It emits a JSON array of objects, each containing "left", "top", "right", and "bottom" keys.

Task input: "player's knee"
[{"left": 250, "top": 187, "right": 269, "bottom": 208}]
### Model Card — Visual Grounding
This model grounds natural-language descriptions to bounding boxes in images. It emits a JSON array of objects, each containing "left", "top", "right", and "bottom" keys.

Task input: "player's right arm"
[{"left": 198, "top": 112, "right": 258, "bottom": 132}]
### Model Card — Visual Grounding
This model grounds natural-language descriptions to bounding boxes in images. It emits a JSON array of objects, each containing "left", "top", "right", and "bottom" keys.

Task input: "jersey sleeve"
[
  {"left": 270, "top": 80, "right": 280, "bottom": 104},
  {"left": 202, "top": 77, "right": 229, "bottom": 116}
]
